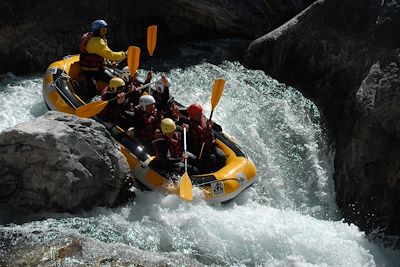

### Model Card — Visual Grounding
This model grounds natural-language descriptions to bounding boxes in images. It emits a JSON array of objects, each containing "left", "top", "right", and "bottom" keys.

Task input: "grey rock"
[{"left": 0, "top": 111, "right": 130, "bottom": 213}]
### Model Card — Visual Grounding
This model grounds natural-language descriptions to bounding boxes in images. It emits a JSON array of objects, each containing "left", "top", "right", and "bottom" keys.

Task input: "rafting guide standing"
[{"left": 79, "top": 19, "right": 127, "bottom": 98}]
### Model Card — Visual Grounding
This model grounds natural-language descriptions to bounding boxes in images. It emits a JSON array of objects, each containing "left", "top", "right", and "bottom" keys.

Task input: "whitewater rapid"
[{"left": 0, "top": 62, "right": 399, "bottom": 266}]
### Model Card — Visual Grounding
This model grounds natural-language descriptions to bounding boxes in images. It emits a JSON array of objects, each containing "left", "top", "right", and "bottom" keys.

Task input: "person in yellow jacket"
[{"left": 79, "top": 19, "right": 127, "bottom": 99}]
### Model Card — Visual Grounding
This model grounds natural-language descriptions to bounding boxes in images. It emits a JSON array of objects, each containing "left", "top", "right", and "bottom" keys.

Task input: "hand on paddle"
[
  {"left": 181, "top": 152, "right": 189, "bottom": 162},
  {"left": 116, "top": 92, "right": 125, "bottom": 104}
]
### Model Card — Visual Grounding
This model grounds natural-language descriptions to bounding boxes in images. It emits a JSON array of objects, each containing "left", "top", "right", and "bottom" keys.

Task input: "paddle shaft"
[
  {"left": 109, "top": 81, "right": 156, "bottom": 103},
  {"left": 179, "top": 127, "right": 193, "bottom": 201},
  {"left": 198, "top": 79, "right": 225, "bottom": 159},
  {"left": 198, "top": 114, "right": 211, "bottom": 159},
  {"left": 183, "top": 127, "right": 188, "bottom": 173},
  {"left": 198, "top": 142, "right": 205, "bottom": 160},
  {"left": 209, "top": 109, "right": 215, "bottom": 121}
]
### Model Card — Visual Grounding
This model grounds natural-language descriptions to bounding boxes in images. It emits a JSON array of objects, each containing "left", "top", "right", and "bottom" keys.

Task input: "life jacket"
[
  {"left": 188, "top": 117, "right": 215, "bottom": 155},
  {"left": 98, "top": 86, "right": 120, "bottom": 120},
  {"left": 152, "top": 130, "right": 182, "bottom": 159},
  {"left": 133, "top": 106, "right": 162, "bottom": 143},
  {"left": 79, "top": 32, "right": 104, "bottom": 69}
]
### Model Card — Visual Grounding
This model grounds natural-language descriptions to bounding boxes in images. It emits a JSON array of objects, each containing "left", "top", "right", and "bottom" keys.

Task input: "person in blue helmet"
[{"left": 79, "top": 19, "right": 127, "bottom": 99}]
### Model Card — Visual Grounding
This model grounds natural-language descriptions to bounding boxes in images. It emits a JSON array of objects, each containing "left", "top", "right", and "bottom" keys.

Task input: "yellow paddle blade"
[
  {"left": 211, "top": 79, "right": 225, "bottom": 109},
  {"left": 75, "top": 101, "right": 108, "bottom": 118},
  {"left": 147, "top": 25, "right": 157, "bottom": 56},
  {"left": 128, "top": 46, "right": 140, "bottom": 75},
  {"left": 179, "top": 172, "right": 193, "bottom": 201}
]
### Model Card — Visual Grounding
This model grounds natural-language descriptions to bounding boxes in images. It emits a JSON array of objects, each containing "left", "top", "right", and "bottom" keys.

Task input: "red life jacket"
[
  {"left": 79, "top": 32, "right": 104, "bottom": 69},
  {"left": 98, "top": 86, "right": 120, "bottom": 120},
  {"left": 133, "top": 106, "right": 162, "bottom": 143},
  {"left": 152, "top": 130, "right": 182, "bottom": 159},
  {"left": 189, "top": 117, "right": 215, "bottom": 155}
]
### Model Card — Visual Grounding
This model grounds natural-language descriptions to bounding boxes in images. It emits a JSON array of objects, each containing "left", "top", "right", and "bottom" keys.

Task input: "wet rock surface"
[
  {"left": 244, "top": 0, "right": 400, "bottom": 236},
  {"left": 0, "top": 111, "right": 130, "bottom": 213}
]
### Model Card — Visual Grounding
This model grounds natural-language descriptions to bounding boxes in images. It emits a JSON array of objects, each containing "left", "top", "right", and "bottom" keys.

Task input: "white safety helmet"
[
  {"left": 155, "top": 80, "right": 164, "bottom": 93},
  {"left": 139, "top": 95, "right": 156, "bottom": 111},
  {"left": 120, "top": 66, "right": 131, "bottom": 82},
  {"left": 155, "top": 77, "right": 171, "bottom": 94}
]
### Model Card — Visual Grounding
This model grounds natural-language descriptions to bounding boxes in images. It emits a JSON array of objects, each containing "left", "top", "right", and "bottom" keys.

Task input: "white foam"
[{"left": 0, "top": 76, "right": 46, "bottom": 132}]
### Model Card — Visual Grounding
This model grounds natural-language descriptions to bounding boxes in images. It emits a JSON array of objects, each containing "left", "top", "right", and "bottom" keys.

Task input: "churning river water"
[{"left": 0, "top": 59, "right": 399, "bottom": 266}]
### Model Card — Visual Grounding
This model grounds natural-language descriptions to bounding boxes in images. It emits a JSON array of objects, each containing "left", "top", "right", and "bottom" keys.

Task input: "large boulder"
[
  {"left": 243, "top": 0, "right": 400, "bottom": 236},
  {"left": 0, "top": 111, "right": 130, "bottom": 213}
]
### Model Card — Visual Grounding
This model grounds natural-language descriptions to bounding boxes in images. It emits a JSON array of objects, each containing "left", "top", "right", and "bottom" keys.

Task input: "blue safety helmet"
[{"left": 91, "top": 19, "right": 108, "bottom": 35}]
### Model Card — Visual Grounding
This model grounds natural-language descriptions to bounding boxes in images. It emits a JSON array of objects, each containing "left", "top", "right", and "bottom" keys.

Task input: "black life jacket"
[{"left": 79, "top": 32, "right": 104, "bottom": 69}]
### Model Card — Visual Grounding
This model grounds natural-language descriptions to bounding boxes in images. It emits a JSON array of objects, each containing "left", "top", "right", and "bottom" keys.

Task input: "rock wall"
[
  {"left": 244, "top": 0, "right": 400, "bottom": 236},
  {"left": 0, "top": 0, "right": 313, "bottom": 75}
]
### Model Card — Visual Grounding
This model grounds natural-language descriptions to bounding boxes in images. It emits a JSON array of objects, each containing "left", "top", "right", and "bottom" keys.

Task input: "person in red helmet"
[
  {"left": 79, "top": 19, "right": 127, "bottom": 99},
  {"left": 185, "top": 103, "right": 226, "bottom": 171}
]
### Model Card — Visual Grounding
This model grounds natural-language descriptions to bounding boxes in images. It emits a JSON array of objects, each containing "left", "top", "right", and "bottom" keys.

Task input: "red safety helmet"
[{"left": 187, "top": 103, "right": 203, "bottom": 118}]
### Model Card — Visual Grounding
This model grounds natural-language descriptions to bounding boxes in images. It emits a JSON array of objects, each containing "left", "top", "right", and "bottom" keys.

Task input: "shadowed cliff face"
[
  {"left": 244, "top": 0, "right": 400, "bottom": 237},
  {"left": 0, "top": 0, "right": 313, "bottom": 75}
]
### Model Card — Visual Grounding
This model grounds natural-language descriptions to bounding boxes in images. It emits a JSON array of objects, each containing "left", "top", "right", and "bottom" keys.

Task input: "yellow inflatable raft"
[{"left": 42, "top": 55, "right": 256, "bottom": 202}]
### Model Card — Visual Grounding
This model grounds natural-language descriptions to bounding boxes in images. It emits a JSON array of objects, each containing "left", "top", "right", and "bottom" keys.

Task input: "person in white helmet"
[
  {"left": 151, "top": 74, "right": 180, "bottom": 120},
  {"left": 120, "top": 66, "right": 153, "bottom": 109},
  {"left": 120, "top": 66, "right": 153, "bottom": 88},
  {"left": 129, "top": 95, "right": 163, "bottom": 147}
]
